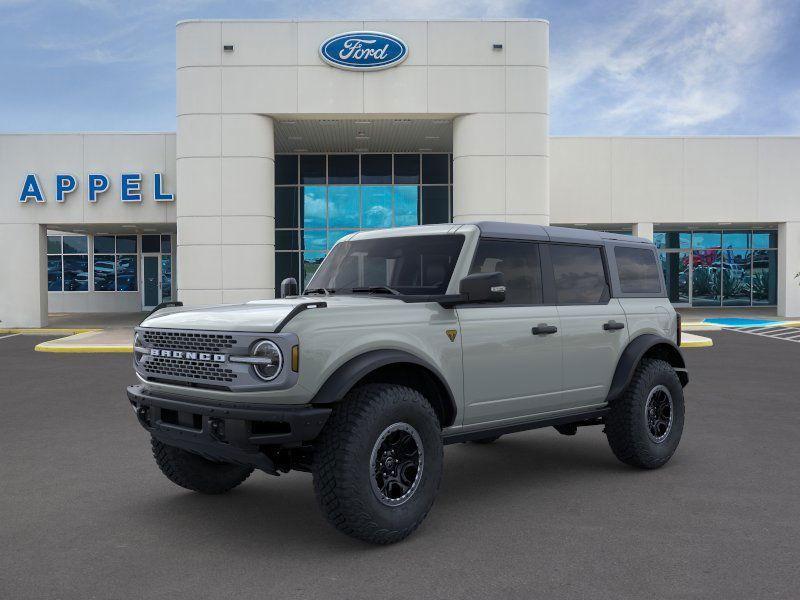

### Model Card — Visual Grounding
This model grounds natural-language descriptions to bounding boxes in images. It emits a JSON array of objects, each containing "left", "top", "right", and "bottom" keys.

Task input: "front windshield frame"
[{"left": 306, "top": 234, "right": 466, "bottom": 296}]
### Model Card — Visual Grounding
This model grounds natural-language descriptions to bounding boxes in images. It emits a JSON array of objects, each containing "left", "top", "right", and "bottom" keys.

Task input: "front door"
[
  {"left": 457, "top": 239, "right": 563, "bottom": 427},
  {"left": 142, "top": 255, "right": 160, "bottom": 309}
]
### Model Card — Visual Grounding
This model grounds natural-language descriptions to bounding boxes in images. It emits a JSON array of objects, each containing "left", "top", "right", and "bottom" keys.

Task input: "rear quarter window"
[{"left": 614, "top": 246, "right": 662, "bottom": 294}]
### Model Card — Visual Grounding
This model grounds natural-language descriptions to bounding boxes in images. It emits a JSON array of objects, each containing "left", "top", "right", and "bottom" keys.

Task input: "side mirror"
[
  {"left": 280, "top": 277, "right": 299, "bottom": 298},
  {"left": 458, "top": 272, "right": 506, "bottom": 304}
]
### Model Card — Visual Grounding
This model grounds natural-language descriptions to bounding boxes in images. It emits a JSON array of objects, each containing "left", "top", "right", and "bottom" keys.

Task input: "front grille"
[
  {"left": 143, "top": 355, "right": 238, "bottom": 383},
  {"left": 142, "top": 330, "right": 238, "bottom": 353}
]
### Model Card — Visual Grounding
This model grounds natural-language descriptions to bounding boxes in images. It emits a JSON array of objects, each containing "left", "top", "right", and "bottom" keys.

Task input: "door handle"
[
  {"left": 603, "top": 320, "right": 625, "bottom": 331},
  {"left": 532, "top": 324, "right": 558, "bottom": 335}
]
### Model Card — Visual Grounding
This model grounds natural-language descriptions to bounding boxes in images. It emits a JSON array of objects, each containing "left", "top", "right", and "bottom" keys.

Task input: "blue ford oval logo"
[{"left": 319, "top": 31, "right": 408, "bottom": 71}]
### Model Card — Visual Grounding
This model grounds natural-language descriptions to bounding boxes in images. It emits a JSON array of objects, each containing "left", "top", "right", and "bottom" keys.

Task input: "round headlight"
[{"left": 252, "top": 340, "right": 283, "bottom": 381}]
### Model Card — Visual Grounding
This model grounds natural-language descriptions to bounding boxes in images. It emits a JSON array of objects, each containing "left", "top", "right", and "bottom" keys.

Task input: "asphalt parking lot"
[{"left": 2, "top": 331, "right": 799, "bottom": 599}]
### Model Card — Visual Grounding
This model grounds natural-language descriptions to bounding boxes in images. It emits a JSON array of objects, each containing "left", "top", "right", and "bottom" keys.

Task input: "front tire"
[
  {"left": 312, "top": 383, "right": 443, "bottom": 544},
  {"left": 151, "top": 438, "right": 253, "bottom": 494},
  {"left": 605, "top": 358, "right": 685, "bottom": 469}
]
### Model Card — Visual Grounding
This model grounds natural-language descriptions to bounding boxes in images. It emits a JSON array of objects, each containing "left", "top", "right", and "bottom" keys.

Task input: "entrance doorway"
[{"left": 140, "top": 234, "right": 174, "bottom": 310}]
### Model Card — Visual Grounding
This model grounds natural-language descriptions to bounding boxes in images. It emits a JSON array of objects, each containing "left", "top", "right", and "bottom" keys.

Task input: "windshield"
[{"left": 306, "top": 234, "right": 465, "bottom": 296}]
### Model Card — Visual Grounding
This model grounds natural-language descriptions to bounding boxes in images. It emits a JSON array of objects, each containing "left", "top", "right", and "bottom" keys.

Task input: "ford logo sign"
[{"left": 319, "top": 31, "right": 408, "bottom": 71}]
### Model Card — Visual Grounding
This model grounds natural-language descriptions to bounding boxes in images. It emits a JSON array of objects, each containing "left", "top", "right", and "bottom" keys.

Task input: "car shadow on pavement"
[{"left": 125, "top": 430, "right": 633, "bottom": 551}]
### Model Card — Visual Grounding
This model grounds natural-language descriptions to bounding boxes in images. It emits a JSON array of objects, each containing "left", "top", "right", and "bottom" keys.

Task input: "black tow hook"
[
  {"left": 135, "top": 406, "right": 150, "bottom": 427},
  {"left": 208, "top": 417, "right": 226, "bottom": 441}
]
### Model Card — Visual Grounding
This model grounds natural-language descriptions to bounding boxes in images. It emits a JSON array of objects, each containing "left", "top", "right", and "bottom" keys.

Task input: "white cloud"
[{"left": 551, "top": 0, "right": 791, "bottom": 133}]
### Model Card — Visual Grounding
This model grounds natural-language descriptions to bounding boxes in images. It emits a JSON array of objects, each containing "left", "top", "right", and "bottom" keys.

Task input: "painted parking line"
[
  {"left": 724, "top": 325, "right": 800, "bottom": 343},
  {"left": 0, "top": 333, "right": 21, "bottom": 341}
]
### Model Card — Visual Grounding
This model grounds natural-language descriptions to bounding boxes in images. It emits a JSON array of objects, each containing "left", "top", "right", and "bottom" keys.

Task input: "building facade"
[{"left": 1, "top": 19, "right": 799, "bottom": 327}]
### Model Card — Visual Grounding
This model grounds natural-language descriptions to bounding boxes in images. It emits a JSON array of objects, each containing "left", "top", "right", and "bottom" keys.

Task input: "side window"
[
  {"left": 469, "top": 240, "right": 542, "bottom": 305},
  {"left": 550, "top": 244, "right": 608, "bottom": 304},
  {"left": 614, "top": 246, "right": 662, "bottom": 294}
]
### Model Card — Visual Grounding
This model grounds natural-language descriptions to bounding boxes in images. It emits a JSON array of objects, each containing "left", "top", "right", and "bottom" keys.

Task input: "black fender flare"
[
  {"left": 310, "top": 349, "right": 457, "bottom": 427},
  {"left": 606, "top": 334, "right": 688, "bottom": 403}
]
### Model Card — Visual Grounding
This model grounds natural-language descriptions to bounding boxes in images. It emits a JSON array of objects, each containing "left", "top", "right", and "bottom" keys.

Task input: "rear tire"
[
  {"left": 312, "top": 383, "right": 443, "bottom": 544},
  {"left": 151, "top": 438, "right": 253, "bottom": 494},
  {"left": 605, "top": 358, "right": 684, "bottom": 469}
]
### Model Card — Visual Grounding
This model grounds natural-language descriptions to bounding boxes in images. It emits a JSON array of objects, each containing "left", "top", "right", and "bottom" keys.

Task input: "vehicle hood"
[{"left": 139, "top": 295, "right": 402, "bottom": 333}]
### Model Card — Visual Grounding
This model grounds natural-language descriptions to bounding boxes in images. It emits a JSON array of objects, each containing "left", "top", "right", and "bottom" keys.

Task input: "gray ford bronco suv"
[{"left": 128, "top": 222, "right": 688, "bottom": 544}]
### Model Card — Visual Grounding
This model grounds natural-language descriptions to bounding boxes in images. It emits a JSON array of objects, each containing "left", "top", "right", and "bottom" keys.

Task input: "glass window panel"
[
  {"left": 63, "top": 255, "right": 89, "bottom": 291},
  {"left": 141, "top": 234, "right": 160, "bottom": 253},
  {"left": 275, "top": 229, "right": 299, "bottom": 251},
  {"left": 752, "top": 249, "right": 777, "bottom": 305},
  {"left": 161, "top": 255, "right": 172, "bottom": 300},
  {"left": 752, "top": 230, "right": 778, "bottom": 249},
  {"left": 394, "top": 154, "right": 420, "bottom": 184},
  {"left": 421, "top": 186, "right": 449, "bottom": 224},
  {"left": 93, "top": 255, "right": 116, "bottom": 291},
  {"left": 302, "top": 251, "right": 327, "bottom": 289},
  {"left": 47, "top": 256, "right": 62, "bottom": 291},
  {"left": 303, "top": 230, "right": 327, "bottom": 251},
  {"left": 470, "top": 240, "right": 542, "bottom": 305},
  {"left": 328, "top": 229, "right": 358, "bottom": 248},
  {"left": 692, "top": 231, "right": 721, "bottom": 249},
  {"left": 302, "top": 186, "right": 326, "bottom": 229},
  {"left": 660, "top": 251, "right": 689, "bottom": 303},
  {"left": 275, "top": 187, "right": 298, "bottom": 228},
  {"left": 722, "top": 230, "right": 750, "bottom": 249},
  {"left": 361, "top": 154, "right": 392, "bottom": 184},
  {"left": 691, "top": 250, "right": 721, "bottom": 306},
  {"left": 394, "top": 185, "right": 419, "bottom": 226},
  {"left": 116, "top": 255, "right": 137, "bottom": 291},
  {"left": 328, "top": 186, "right": 360, "bottom": 228},
  {"left": 722, "top": 249, "right": 751, "bottom": 306},
  {"left": 275, "top": 155, "right": 298, "bottom": 185},
  {"left": 550, "top": 245, "right": 608, "bottom": 304},
  {"left": 362, "top": 186, "right": 392, "bottom": 228},
  {"left": 328, "top": 155, "right": 359, "bottom": 184},
  {"left": 275, "top": 252, "right": 300, "bottom": 291},
  {"left": 47, "top": 235, "right": 62, "bottom": 254},
  {"left": 94, "top": 235, "right": 114, "bottom": 253},
  {"left": 421, "top": 154, "right": 448, "bottom": 184},
  {"left": 654, "top": 231, "right": 690, "bottom": 249},
  {"left": 62, "top": 235, "right": 88, "bottom": 254},
  {"left": 161, "top": 235, "right": 172, "bottom": 254},
  {"left": 116, "top": 235, "right": 137, "bottom": 254},
  {"left": 300, "top": 155, "right": 326, "bottom": 184},
  {"left": 614, "top": 247, "right": 662, "bottom": 294}
]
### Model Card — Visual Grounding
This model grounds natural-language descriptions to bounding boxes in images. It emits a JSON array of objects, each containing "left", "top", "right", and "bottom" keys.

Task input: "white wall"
[
  {"left": 176, "top": 19, "right": 550, "bottom": 304},
  {"left": 0, "top": 133, "right": 176, "bottom": 325},
  {"left": 550, "top": 137, "right": 800, "bottom": 225}
]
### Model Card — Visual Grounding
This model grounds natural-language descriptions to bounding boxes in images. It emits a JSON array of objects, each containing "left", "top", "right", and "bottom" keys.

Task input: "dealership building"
[{"left": 1, "top": 18, "right": 799, "bottom": 327}]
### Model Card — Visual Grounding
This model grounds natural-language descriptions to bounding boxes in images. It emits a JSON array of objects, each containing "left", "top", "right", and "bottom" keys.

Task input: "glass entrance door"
[{"left": 142, "top": 255, "right": 160, "bottom": 309}]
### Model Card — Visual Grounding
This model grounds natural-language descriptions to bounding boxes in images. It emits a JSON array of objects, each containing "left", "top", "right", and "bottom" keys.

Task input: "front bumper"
[{"left": 127, "top": 384, "right": 331, "bottom": 474}]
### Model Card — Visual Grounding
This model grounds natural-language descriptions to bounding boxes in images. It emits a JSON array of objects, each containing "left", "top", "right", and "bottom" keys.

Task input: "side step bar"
[{"left": 442, "top": 407, "right": 609, "bottom": 445}]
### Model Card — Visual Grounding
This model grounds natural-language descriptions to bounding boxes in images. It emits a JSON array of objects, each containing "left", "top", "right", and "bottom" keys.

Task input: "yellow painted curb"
[
  {"left": 680, "top": 336, "right": 714, "bottom": 348},
  {"left": 0, "top": 328, "right": 100, "bottom": 335},
  {"left": 34, "top": 343, "right": 133, "bottom": 353}
]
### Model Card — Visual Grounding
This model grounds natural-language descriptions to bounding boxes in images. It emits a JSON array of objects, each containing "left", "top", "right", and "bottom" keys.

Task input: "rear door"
[
  {"left": 457, "top": 239, "right": 563, "bottom": 426},
  {"left": 546, "top": 243, "right": 629, "bottom": 408}
]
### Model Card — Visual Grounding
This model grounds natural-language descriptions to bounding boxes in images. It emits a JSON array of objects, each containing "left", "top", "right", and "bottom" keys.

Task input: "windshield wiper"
[
  {"left": 350, "top": 286, "right": 401, "bottom": 295},
  {"left": 305, "top": 287, "right": 335, "bottom": 295}
]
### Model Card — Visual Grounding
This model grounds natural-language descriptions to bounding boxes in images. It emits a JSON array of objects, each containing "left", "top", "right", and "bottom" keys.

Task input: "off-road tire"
[
  {"left": 472, "top": 434, "right": 502, "bottom": 444},
  {"left": 312, "top": 383, "right": 443, "bottom": 544},
  {"left": 151, "top": 437, "right": 253, "bottom": 494},
  {"left": 605, "top": 358, "right": 684, "bottom": 469}
]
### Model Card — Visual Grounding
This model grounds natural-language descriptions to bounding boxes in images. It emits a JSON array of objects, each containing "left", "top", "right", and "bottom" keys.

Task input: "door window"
[
  {"left": 550, "top": 245, "right": 608, "bottom": 304},
  {"left": 469, "top": 240, "right": 542, "bottom": 305}
]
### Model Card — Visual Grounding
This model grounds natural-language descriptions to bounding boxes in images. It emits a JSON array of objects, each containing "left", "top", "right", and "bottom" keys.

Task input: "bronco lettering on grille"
[{"left": 149, "top": 348, "right": 226, "bottom": 362}]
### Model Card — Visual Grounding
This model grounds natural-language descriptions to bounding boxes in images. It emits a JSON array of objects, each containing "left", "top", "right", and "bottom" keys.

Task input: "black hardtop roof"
[{"left": 470, "top": 221, "right": 651, "bottom": 245}]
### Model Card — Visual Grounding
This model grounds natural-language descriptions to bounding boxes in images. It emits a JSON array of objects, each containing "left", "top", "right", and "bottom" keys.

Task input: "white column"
[
  {"left": 0, "top": 224, "right": 47, "bottom": 327},
  {"left": 632, "top": 222, "right": 654, "bottom": 241},
  {"left": 778, "top": 222, "right": 800, "bottom": 318},
  {"left": 177, "top": 114, "right": 275, "bottom": 306},
  {"left": 452, "top": 113, "right": 549, "bottom": 225}
]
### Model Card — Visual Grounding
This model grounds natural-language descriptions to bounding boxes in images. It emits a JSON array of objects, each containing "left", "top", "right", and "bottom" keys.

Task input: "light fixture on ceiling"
[
  {"left": 355, "top": 120, "right": 372, "bottom": 125},
  {"left": 121, "top": 225, "right": 137, "bottom": 229},
  {"left": 425, "top": 136, "right": 440, "bottom": 140},
  {"left": 393, "top": 119, "right": 412, "bottom": 124},
  {"left": 432, "top": 119, "right": 451, "bottom": 125},
  {"left": 293, "top": 148, "right": 308, "bottom": 153},
  {"left": 718, "top": 222, "right": 732, "bottom": 225},
  {"left": 419, "top": 147, "right": 433, "bottom": 152},
  {"left": 320, "top": 119, "right": 338, "bottom": 125},
  {"left": 354, "top": 147, "right": 369, "bottom": 153},
  {"left": 280, "top": 120, "right": 297, "bottom": 125}
]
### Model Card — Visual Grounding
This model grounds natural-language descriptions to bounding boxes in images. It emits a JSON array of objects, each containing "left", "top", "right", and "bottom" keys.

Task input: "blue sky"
[{"left": 1, "top": 0, "right": 798, "bottom": 135}]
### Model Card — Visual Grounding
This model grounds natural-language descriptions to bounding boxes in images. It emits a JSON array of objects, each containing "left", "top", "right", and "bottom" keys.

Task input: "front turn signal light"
[{"left": 291, "top": 345, "right": 299, "bottom": 372}]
